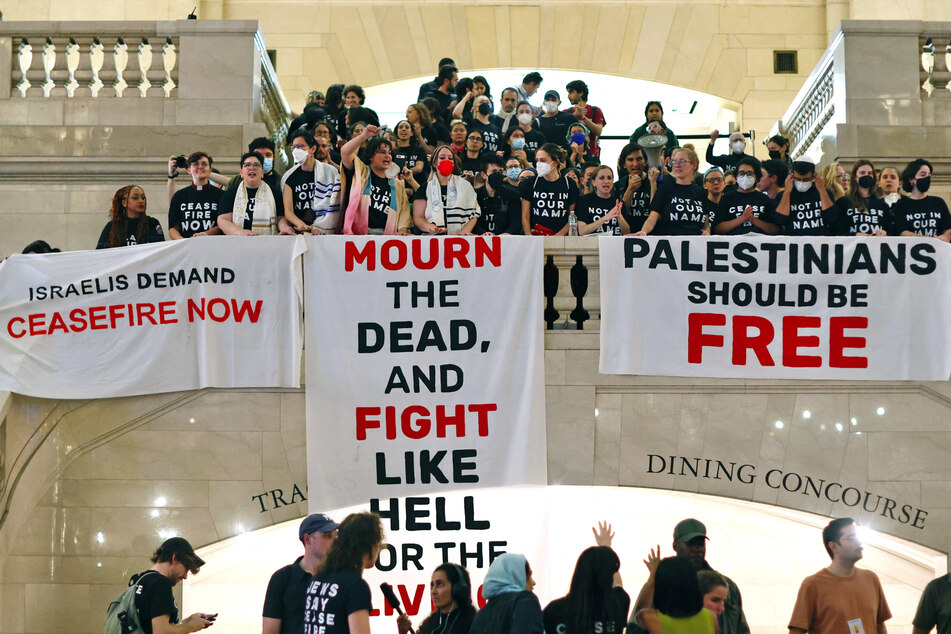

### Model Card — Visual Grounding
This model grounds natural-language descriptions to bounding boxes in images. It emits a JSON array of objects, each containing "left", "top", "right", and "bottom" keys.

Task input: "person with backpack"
[{"left": 105, "top": 536, "right": 215, "bottom": 634}]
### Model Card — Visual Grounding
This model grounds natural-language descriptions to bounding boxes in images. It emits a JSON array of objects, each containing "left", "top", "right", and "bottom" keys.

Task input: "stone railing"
[
  {"left": 920, "top": 32, "right": 951, "bottom": 97},
  {"left": 543, "top": 237, "right": 601, "bottom": 330},
  {"left": 254, "top": 29, "right": 293, "bottom": 170},
  {"left": 6, "top": 23, "right": 179, "bottom": 99},
  {"left": 773, "top": 34, "right": 837, "bottom": 160}
]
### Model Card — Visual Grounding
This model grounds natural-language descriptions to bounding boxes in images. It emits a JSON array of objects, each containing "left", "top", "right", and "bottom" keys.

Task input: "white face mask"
[
  {"left": 794, "top": 180, "right": 813, "bottom": 193},
  {"left": 517, "top": 113, "right": 533, "bottom": 126},
  {"left": 731, "top": 140, "right": 746, "bottom": 154},
  {"left": 535, "top": 161, "right": 552, "bottom": 177},
  {"left": 542, "top": 101, "right": 558, "bottom": 114},
  {"left": 292, "top": 147, "right": 309, "bottom": 164},
  {"left": 736, "top": 174, "right": 755, "bottom": 190}
]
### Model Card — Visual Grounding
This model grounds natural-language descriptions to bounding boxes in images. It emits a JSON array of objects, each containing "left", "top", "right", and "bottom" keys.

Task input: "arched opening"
[{"left": 184, "top": 486, "right": 943, "bottom": 633}]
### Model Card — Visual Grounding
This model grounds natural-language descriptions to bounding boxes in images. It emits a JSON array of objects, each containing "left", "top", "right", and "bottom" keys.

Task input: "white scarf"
[
  {"left": 497, "top": 110, "right": 517, "bottom": 134},
  {"left": 425, "top": 174, "right": 479, "bottom": 234},
  {"left": 233, "top": 180, "right": 276, "bottom": 234},
  {"left": 280, "top": 161, "right": 342, "bottom": 232}
]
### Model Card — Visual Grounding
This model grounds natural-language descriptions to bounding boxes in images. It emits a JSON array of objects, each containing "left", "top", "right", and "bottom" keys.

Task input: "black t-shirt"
[
  {"left": 168, "top": 185, "right": 223, "bottom": 237},
  {"left": 96, "top": 216, "right": 165, "bottom": 248},
  {"left": 519, "top": 175, "right": 580, "bottom": 233},
  {"left": 216, "top": 180, "right": 285, "bottom": 230},
  {"left": 460, "top": 152, "right": 485, "bottom": 175},
  {"left": 263, "top": 557, "right": 312, "bottom": 634},
  {"left": 132, "top": 571, "right": 178, "bottom": 634},
  {"left": 475, "top": 182, "right": 521, "bottom": 234},
  {"left": 304, "top": 568, "right": 373, "bottom": 634},
  {"left": 577, "top": 192, "right": 622, "bottom": 235},
  {"left": 712, "top": 189, "right": 776, "bottom": 235},
  {"left": 469, "top": 119, "right": 504, "bottom": 154},
  {"left": 833, "top": 195, "right": 893, "bottom": 236},
  {"left": 543, "top": 586, "right": 630, "bottom": 634},
  {"left": 892, "top": 195, "right": 951, "bottom": 237},
  {"left": 613, "top": 175, "right": 652, "bottom": 233},
  {"left": 523, "top": 128, "right": 547, "bottom": 163},
  {"left": 413, "top": 182, "right": 449, "bottom": 229},
  {"left": 537, "top": 112, "right": 578, "bottom": 149},
  {"left": 368, "top": 172, "right": 393, "bottom": 229},
  {"left": 425, "top": 89, "right": 455, "bottom": 119},
  {"left": 392, "top": 144, "right": 427, "bottom": 174},
  {"left": 782, "top": 186, "right": 837, "bottom": 236},
  {"left": 650, "top": 181, "right": 712, "bottom": 235}
]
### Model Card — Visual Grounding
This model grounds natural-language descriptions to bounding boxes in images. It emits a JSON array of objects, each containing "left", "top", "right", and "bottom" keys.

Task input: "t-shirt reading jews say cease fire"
[
  {"left": 168, "top": 185, "right": 223, "bottom": 237},
  {"left": 650, "top": 181, "right": 712, "bottom": 235},
  {"left": 519, "top": 175, "right": 580, "bottom": 233},
  {"left": 304, "top": 568, "right": 373, "bottom": 634}
]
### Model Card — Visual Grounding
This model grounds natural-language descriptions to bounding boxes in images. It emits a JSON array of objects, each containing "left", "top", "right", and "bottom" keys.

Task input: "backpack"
[{"left": 104, "top": 570, "right": 159, "bottom": 634}]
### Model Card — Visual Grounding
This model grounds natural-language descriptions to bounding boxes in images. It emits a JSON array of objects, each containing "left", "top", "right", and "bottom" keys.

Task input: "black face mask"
[
  {"left": 768, "top": 149, "right": 781, "bottom": 160},
  {"left": 915, "top": 175, "right": 931, "bottom": 193},
  {"left": 487, "top": 171, "right": 504, "bottom": 189},
  {"left": 478, "top": 102, "right": 492, "bottom": 116},
  {"left": 857, "top": 175, "right": 875, "bottom": 190}
]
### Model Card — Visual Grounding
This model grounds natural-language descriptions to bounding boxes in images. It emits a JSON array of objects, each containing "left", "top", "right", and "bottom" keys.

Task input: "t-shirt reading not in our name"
[
  {"left": 892, "top": 195, "right": 951, "bottom": 237},
  {"left": 576, "top": 192, "right": 622, "bottom": 235},
  {"left": 519, "top": 175, "right": 580, "bottom": 233},
  {"left": 368, "top": 172, "right": 393, "bottom": 230},
  {"left": 168, "top": 185, "right": 223, "bottom": 237},
  {"left": 651, "top": 181, "right": 712, "bottom": 235},
  {"left": 783, "top": 186, "right": 836, "bottom": 236},
  {"left": 304, "top": 568, "right": 373, "bottom": 634}
]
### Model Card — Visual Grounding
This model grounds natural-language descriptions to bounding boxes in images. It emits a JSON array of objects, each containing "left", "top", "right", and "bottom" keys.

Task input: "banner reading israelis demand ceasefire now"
[
  {"left": 0, "top": 237, "right": 305, "bottom": 398},
  {"left": 599, "top": 236, "right": 951, "bottom": 380},
  {"left": 304, "top": 236, "right": 547, "bottom": 511}
]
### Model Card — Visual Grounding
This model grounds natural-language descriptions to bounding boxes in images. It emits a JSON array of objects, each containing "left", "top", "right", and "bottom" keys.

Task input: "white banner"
[
  {"left": 0, "top": 237, "right": 305, "bottom": 398},
  {"left": 599, "top": 236, "right": 951, "bottom": 380},
  {"left": 304, "top": 236, "right": 547, "bottom": 511}
]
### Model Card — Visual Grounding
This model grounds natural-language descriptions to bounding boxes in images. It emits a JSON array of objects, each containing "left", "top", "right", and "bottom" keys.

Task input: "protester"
[
  {"left": 520, "top": 143, "right": 578, "bottom": 235},
  {"left": 397, "top": 564, "right": 477, "bottom": 634},
  {"left": 766, "top": 134, "right": 793, "bottom": 169},
  {"left": 833, "top": 159, "right": 891, "bottom": 236},
  {"left": 892, "top": 158, "right": 951, "bottom": 240},
  {"left": 469, "top": 553, "right": 544, "bottom": 634},
  {"left": 413, "top": 145, "right": 480, "bottom": 235},
  {"left": 613, "top": 144, "right": 653, "bottom": 233},
  {"left": 758, "top": 159, "right": 788, "bottom": 201},
  {"left": 637, "top": 147, "right": 712, "bottom": 236},
  {"left": 565, "top": 80, "right": 605, "bottom": 157},
  {"left": 629, "top": 101, "right": 680, "bottom": 147},
  {"left": 538, "top": 90, "right": 579, "bottom": 151},
  {"left": 877, "top": 166, "right": 902, "bottom": 208},
  {"left": 340, "top": 124, "right": 411, "bottom": 235},
  {"left": 280, "top": 130, "right": 342, "bottom": 235},
  {"left": 706, "top": 130, "right": 752, "bottom": 173},
  {"left": 711, "top": 156, "right": 779, "bottom": 235},
  {"left": 97, "top": 185, "right": 164, "bottom": 248},
  {"left": 474, "top": 155, "right": 522, "bottom": 234},
  {"left": 577, "top": 166, "right": 629, "bottom": 235},
  {"left": 167, "top": 152, "right": 223, "bottom": 238},
  {"left": 216, "top": 152, "right": 284, "bottom": 235},
  {"left": 775, "top": 159, "right": 837, "bottom": 236}
]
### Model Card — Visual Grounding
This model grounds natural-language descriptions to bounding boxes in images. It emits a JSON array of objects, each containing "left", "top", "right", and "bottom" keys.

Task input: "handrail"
[{"left": 254, "top": 29, "right": 293, "bottom": 169}]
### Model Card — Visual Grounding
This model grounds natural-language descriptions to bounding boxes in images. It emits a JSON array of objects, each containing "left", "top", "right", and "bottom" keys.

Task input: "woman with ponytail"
[{"left": 520, "top": 143, "right": 579, "bottom": 236}]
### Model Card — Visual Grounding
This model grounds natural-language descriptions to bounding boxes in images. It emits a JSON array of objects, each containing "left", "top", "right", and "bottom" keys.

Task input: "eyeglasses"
[
  {"left": 467, "top": 136, "right": 483, "bottom": 141},
  {"left": 290, "top": 144, "right": 309, "bottom": 150},
  {"left": 671, "top": 159, "right": 690, "bottom": 167},
  {"left": 242, "top": 162, "right": 262, "bottom": 169},
  {"left": 736, "top": 171, "right": 755, "bottom": 178}
]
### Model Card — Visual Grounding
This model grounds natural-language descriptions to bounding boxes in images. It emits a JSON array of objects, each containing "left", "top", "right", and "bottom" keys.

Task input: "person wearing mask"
[
  {"left": 216, "top": 152, "right": 284, "bottom": 235},
  {"left": 469, "top": 553, "right": 544, "bottom": 634},
  {"left": 613, "top": 144, "right": 654, "bottom": 233},
  {"left": 789, "top": 518, "right": 891, "bottom": 634},
  {"left": 892, "top": 158, "right": 951, "bottom": 240},
  {"left": 303, "top": 512, "right": 385, "bottom": 634},
  {"left": 706, "top": 130, "right": 752, "bottom": 173},
  {"left": 703, "top": 168, "right": 725, "bottom": 205},
  {"left": 391, "top": 120, "right": 427, "bottom": 179},
  {"left": 475, "top": 155, "right": 522, "bottom": 235},
  {"left": 491, "top": 87, "right": 521, "bottom": 135},
  {"left": 711, "top": 156, "right": 779, "bottom": 235},
  {"left": 878, "top": 166, "right": 903, "bottom": 209},
  {"left": 425, "top": 65, "right": 459, "bottom": 122},
  {"left": 564, "top": 79, "right": 606, "bottom": 158},
  {"left": 566, "top": 122, "right": 596, "bottom": 169},
  {"left": 775, "top": 159, "right": 837, "bottom": 236},
  {"left": 167, "top": 152, "right": 223, "bottom": 238},
  {"left": 637, "top": 147, "right": 712, "bottom": 236},
  {"left": 833, "top": 160, "right": 891, "bottom": 236},
  {"left": 629, "top": 101, "right": 680, "bottom": 147},
  {"left": 339, "top": 125, "right": 411, "bottom": 235},
  {"left": 633, "top": 553, "right": 717, "bottom": 634},
  {"left": 520, "top": 143, "right": 578, "bottom": 236},
  {"left": 577, "top": 165, "right": 629, "bottom": 236},
  {"left": 698, "top": 571, "right": 729, "bottom": 622},
  {"left": 97, "top": 185, "right": 164, "bottom": 248},
  {"left": 262, "top": 513, "right": 338, "bottom": 634},
  {"left": 501, "top": 126, "right": 532, "bottom": 167},
  {"left": 766, "top": 134, "right": 793, "bottom": 169},
  {"left": 418, "top": 57, "right": 455, "bottom": 101},
  {"left": 459, "top": 129, "right": 486, "bottom": 178},
  {"left": 503, "top": 158, "right": 524, "bottom": 188},
  {"left": 537, "top": 90, "right": 578, "bottom": 151},
  {"left": 758, "top": 159, "right": 788, "bottom": 202},
  {"left": 406, "top": 103, "right": 439, "bottom": 155},
  {"left": 397, "top": 564, "right": 477, "bottom": 634},
  {"left": 516, "top": 71, "right": 544, "bottom": 105},
  {"left": 515, "top": 102, "right": 547, "bottom": 160},
  {"left": 280, "top": 130, "right": 342, "bottom": 235},
  {"left": 413, "top": 145, "right": 480, "bottom": 235},
  {"left": 544, "top": 523, "right": 630, "bottom": 634},
  {"left": 463, "top": 96, "right": 503, "bottom": 154}
]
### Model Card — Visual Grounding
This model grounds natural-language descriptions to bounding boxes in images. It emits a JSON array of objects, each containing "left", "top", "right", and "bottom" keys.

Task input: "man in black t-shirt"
[
  {"left": 168, "top": 152, "right": 224, "bottom": 238},
  {"left": 474, "top": 156, "right": 522, "bottom": 234},
  {"left": 129, "top": 537, "right": 214, "bottom": 634},
  {"left": 537, "top": 90, "right": 578, "bottom": 152},
  {"left": 263, "top": 514, "right": 339, "bottom": 634}
]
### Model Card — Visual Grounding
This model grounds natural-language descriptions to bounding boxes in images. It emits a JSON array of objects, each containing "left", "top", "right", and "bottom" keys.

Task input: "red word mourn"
[
  {"left": 345, "top": 237, "right": 502, "bottom": 271},
  {"left": 687, "top": 313, "right": 868, "bottom": 368}
]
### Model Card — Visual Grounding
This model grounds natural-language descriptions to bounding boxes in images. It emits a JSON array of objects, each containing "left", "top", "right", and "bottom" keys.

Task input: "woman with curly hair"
[
  {"left": 96, "top": 185, "right": 164, "bottom": 248},
  {"left": 304, "top": 512, "right": 385, "bottom": 634}
]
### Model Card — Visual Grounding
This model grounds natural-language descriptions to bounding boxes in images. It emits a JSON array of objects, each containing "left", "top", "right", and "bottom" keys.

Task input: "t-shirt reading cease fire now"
[{"left": 168, "top": 184, "right": 223, "bottom": 237}]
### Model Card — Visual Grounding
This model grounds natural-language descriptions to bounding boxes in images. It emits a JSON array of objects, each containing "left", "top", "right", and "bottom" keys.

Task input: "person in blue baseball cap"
[{"left": 262, "top": 513, "right": 339, "bottom": 634}]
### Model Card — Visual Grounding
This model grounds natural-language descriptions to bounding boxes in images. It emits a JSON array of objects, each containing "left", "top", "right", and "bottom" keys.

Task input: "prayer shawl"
[
  {"left": 424, "top": 174, "right": 479, "bottom": 234},
  {"left": 342, "top": 156, "right": 410, "bottom": 235},
  {"left": 281, "top": 161, "right": 342, "bottom": 232},
  {"left": 233, "top": 180, "right": 277, "bottom": 234}
]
